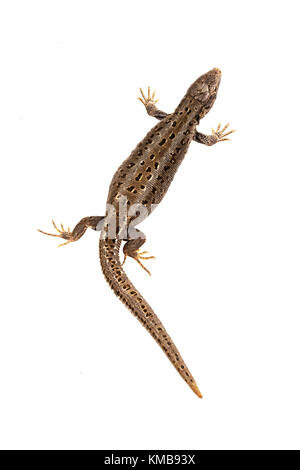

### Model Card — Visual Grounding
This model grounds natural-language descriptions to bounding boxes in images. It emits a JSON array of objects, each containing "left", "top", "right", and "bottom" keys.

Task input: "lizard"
[{"left": 38, "top": 68, "right": 235, "bottom": 398}]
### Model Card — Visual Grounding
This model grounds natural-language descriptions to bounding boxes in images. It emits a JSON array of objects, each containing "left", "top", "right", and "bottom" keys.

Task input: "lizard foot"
[
  {"left": 37, "top": 220, "right": 74, "bottom": 247},
  {"left": 122, "top": 249, "right": 156, "bottom": 276},
  {"left": 138, "top": 86, "right": 158, "bottom": 108},
  {"left": 211, "top": 123, "right": 236, "bottom": 142}
]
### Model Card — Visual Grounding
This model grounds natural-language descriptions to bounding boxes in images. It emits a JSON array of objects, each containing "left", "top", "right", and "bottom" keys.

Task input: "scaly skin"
[{"left": 38, "top": 68, "right": 235, "bottom": 398}]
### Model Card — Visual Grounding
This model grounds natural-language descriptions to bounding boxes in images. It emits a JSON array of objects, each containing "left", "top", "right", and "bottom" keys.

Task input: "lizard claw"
[
  {"left": 137, "top": 249, "right": 155, "bottom": 261},
  {"left": 211, "top": 123, "right": 236, "bottom": 143},
  {"left": 37, "top": 220, "right": 74, "bottom": 247},
  {"left": 134, "top": 249, "right": 155, "bottom": 276},
  {"left": 138, "top": 86, "right": 159, "bottom": 107},
  {"left": 122, "top": 248, "right": 156, "bottom": 276}
]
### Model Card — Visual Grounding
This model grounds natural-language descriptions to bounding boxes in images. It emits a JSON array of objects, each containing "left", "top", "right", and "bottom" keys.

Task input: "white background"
[{"left": 0, "top": 0, "right": 299, "bottom": 450}]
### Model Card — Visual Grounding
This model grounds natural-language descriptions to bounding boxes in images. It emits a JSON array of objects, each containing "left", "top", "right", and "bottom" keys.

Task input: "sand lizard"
[{"left": 39, "top": 68, "right": 235, "bottom": 398}]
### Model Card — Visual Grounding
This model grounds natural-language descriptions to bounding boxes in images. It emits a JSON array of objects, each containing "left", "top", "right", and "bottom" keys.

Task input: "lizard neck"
[{"left": 174, "top": 95, "right": 201, "bottom": 123}]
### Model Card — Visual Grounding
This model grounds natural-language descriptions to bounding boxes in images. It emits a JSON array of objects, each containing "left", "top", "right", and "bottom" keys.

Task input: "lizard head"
[{"left": 186, "top": 68, "right": 222, "bottom": 118}]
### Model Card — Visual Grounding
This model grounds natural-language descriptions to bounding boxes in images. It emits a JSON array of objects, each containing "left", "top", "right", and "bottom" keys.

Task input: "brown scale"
[{"left": 38, "top": 68, "right": 235, "bottom": 399}]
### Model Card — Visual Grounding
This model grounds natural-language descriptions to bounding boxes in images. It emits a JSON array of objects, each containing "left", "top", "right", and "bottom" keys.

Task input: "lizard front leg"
[
  {"left": 194, "top": 123, "right": 235, "bottom": 146},
  {"left": 122, "top": 229, "right": 155, "bottom": 276},
  {"left": 138, "top": 86, "right": 169, "bottom": 120},
  {"left": 38, "top": 216, "right": 104, "bottom": 247}
]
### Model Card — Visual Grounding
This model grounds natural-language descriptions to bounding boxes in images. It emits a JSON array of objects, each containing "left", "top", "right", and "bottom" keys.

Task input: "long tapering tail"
[{"left": 99, "top": 237, "right": 202, "bottom": 398}]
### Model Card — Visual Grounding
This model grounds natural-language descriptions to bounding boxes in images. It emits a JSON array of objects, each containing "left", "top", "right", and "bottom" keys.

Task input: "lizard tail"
[{"left": 99, "top": 237, "right": 202, "bottom": 399}]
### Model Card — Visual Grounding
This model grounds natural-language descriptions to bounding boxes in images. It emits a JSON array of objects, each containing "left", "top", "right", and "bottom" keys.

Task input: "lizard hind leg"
[
  {"left": 37, "top": 220, "right": 73, "bottom": 247},
  {"left": 122, "top": 231, "right": 155, "bottom": 276},
  {"left": 38, "top": 216, "right": 104, "bottom": 247}
]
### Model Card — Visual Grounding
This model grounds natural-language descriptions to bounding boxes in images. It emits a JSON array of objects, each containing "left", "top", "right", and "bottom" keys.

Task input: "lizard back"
[{"left": 107, "top": 95, "right": 200, "bottom": 215}]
